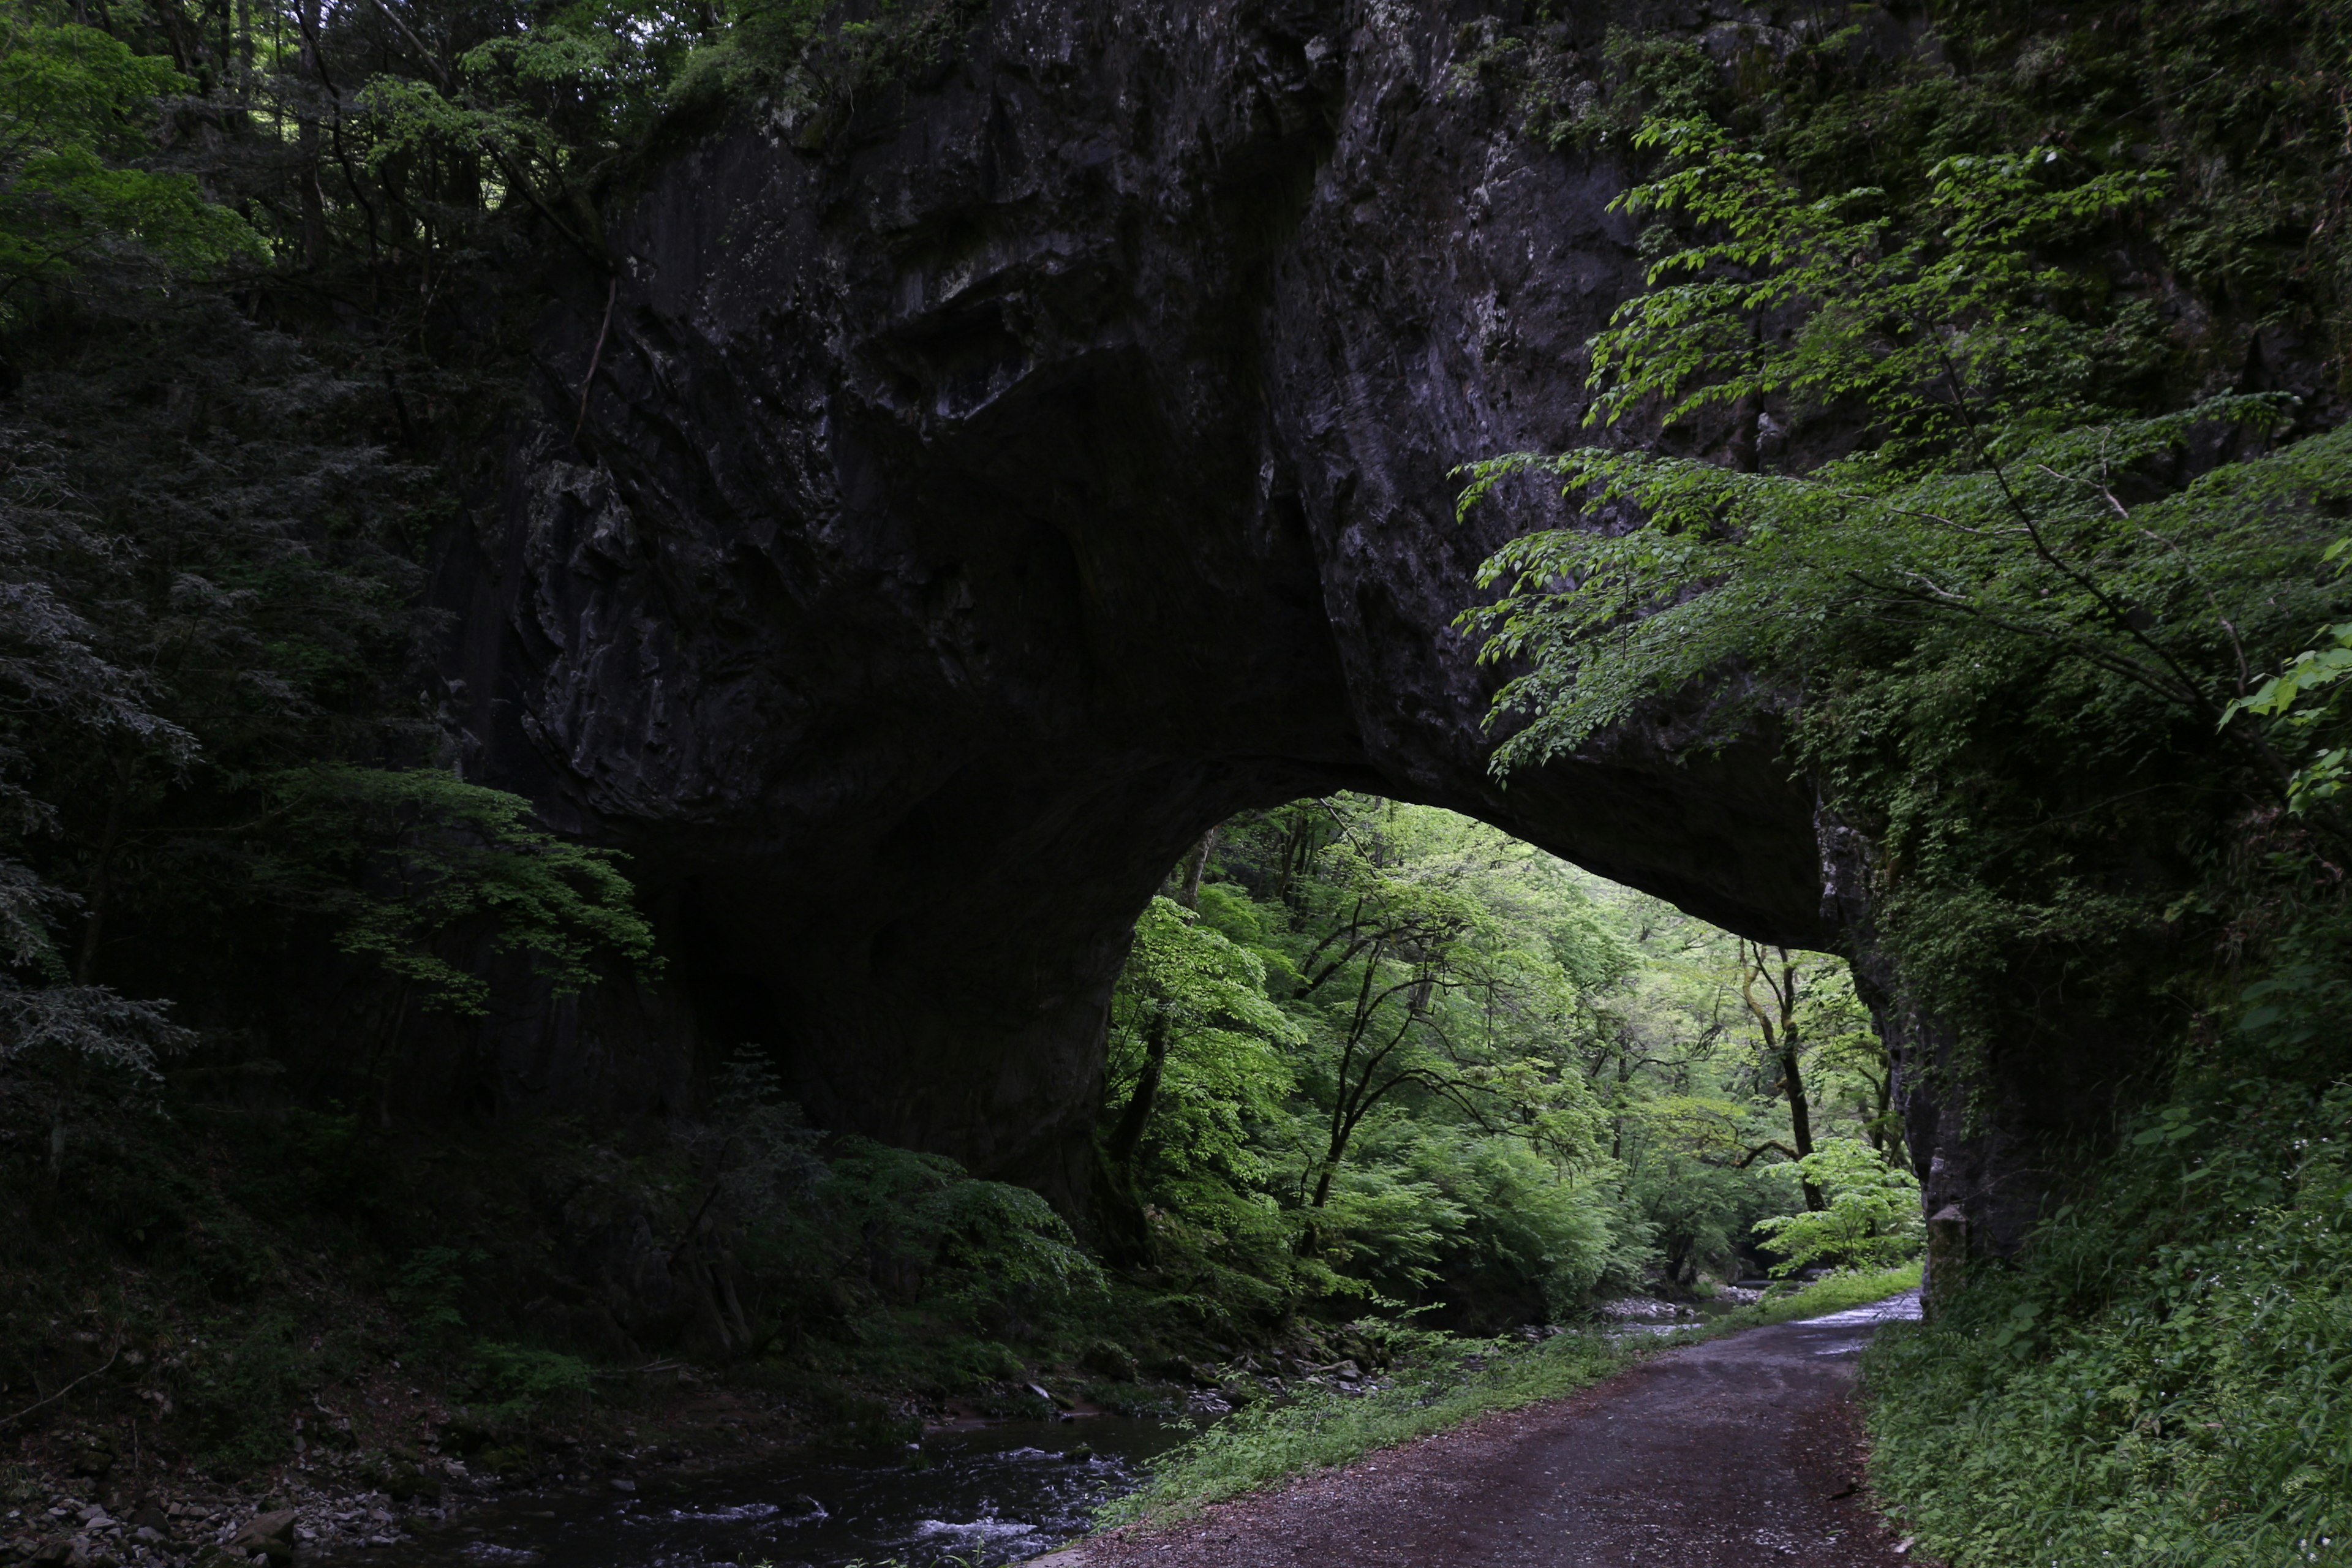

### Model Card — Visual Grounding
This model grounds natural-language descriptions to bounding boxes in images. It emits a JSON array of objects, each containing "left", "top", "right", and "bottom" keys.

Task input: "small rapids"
[{"left": 328, "top": 1419, "right": 1192, "bottom": 1568}]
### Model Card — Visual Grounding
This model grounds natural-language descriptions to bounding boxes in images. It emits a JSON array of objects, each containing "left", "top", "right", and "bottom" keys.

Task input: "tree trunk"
[
  {"left": 1273, "top": 812, "right": 1315, "bottom": 907},
  {"left": 296, "top": 0, "right": 328, "bottom": 267},
  {"left": 1780, "top": 1042, "right": 1825, "bottom": 1212},
  {"left": 1742, "top": 943, "right": 1825, "bottom": 1212},
  {"left": 1102, "top": 1011, "right": 1172, "bottom": 1167},
  {"left": 1175, "top": 827, "right": 1217, "bottom": 910}
]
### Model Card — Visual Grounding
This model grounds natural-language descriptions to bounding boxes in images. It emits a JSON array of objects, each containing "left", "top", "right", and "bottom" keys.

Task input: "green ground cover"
[{"left": 1863, "top": 1082, "right": 2352, "bottom": 1567}]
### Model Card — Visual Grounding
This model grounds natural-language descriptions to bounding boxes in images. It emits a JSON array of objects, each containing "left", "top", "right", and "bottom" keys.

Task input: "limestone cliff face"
[{"left": 433, "top": 0, "right": 2030, "bottom": 1245}]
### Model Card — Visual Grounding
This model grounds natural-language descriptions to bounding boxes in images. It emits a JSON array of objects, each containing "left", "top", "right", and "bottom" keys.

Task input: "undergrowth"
[
  {"left": 0, "top": 1053, "right": 1189, "bottom": 1487},
  {"left": 1864, "top": 1077, "right": 2352, "bottom": 1566}
]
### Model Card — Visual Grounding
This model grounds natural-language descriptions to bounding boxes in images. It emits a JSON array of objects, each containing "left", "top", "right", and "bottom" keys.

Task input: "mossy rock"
[{"left": 1077, "top": 1340, "right": 1138, "bottom": 1382}]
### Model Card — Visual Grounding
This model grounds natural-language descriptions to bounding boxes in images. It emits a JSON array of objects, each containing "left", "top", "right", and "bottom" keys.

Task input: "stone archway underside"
[{"left": 434, "top": 0, "right": 2057, "bottom": 1247}]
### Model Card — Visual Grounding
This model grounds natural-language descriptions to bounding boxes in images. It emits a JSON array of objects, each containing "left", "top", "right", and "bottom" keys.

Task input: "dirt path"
[{"left": 1052, "top": 1294, "right": 1924, "bottom": 1568}]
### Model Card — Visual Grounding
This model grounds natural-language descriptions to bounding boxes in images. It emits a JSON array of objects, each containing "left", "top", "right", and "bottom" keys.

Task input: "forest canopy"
[{"left": 1100, "top": 798, "right": 1910, "bottom": 1330}]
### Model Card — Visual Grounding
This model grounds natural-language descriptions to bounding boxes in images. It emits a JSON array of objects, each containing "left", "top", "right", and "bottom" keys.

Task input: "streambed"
[{"left": 321, "top": 1419, "right": 1192, "bottom": 1568}]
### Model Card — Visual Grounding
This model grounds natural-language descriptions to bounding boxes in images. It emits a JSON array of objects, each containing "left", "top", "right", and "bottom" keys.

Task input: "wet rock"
[
  {"left": 224, "top": 1511, "right": 296, "bottom": 1566},
  {"left": 1597, "top": 1297, "right": 1699, "bottom": 1322}
]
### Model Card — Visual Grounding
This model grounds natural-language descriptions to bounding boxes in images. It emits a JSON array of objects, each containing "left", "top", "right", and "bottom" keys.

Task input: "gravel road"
[{"left": 1050, "top": 1293, "right": 1926, "bottom": 1567}]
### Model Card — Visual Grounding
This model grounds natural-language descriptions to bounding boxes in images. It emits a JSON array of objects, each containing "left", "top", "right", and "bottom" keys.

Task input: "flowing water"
[{"left": 328, "top": 1419, "right": 1191, "bottom": 1568}]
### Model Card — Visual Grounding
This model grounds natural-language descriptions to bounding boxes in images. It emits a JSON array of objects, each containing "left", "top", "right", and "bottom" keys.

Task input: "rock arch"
[{"left": 434, "top": 0, "right": 2038, "bottom": 1246}]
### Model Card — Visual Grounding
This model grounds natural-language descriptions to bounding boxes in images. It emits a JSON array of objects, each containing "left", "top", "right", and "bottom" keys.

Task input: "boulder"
[
  {"left": 1077, "top": 1341, "right": 1139, "bottom": 1382},
  {"left": 225, "top": 1511, "right": 297, "bottom": 1566}
]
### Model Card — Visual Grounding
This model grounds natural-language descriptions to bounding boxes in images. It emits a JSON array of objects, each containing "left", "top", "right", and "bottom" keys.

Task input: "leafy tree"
[
  {"left": 1458, "top": 112, "right": 2352, "bottom": 1058},
  {"left": 1733, "top": 941, "right": 1828, "bottom": 1212},
  {"left": 1276, "top": 803, "right": 1617, "bottom": 1212},
  {"left": 1751, "top": 1136, "right": 1923, "bottom": 1276},
  {"left": 0, "top": 13, "right": 264, "bottom": 304},
  {"left": 1101, "top": 895, "right": 1298, "bottom": 1186},
  {"left": 0, "top": 420, "right": 194, "bottom": 1074},
  {"left": 258, "top": 764, "right": 661, "bottom": 1015},
  {"left": 1104, "top": 797, "right": 1894, "bottom": 1321}
]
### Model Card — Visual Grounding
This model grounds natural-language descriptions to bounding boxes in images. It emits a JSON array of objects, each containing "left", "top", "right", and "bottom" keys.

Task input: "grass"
[{"left": 1095, "top": 1264, "right": 1923, "bottom": 1531}]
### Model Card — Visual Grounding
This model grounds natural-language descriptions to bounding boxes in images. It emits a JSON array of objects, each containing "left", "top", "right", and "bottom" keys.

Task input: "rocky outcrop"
[{"left": 428, "top": 0, "right": 2052, "bottom": 1244}]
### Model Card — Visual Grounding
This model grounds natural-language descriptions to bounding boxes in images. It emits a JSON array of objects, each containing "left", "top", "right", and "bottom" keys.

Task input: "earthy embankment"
[{"left": 1052, "top": 1297, "right": 1926, "bottom": 1568}]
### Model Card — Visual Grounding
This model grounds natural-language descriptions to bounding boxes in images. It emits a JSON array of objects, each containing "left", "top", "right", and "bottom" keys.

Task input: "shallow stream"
[{"left": 332, "top": 1419, "right": 1191, "bottom": 1568}]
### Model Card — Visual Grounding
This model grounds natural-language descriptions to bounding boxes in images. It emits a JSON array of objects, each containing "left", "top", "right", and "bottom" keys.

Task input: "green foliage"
[
  {"left": 692, "top": 1065, "right": 1106, "bottom": 1352},
  {"left": 1864, "top": 1074, "right": 2352, "bottom": 1566},
  {"left": 1579, "top": 116, "right": 2168, "bottom": 445},
  {"left": 1751, "top": 1137, "right": 1922, "bottom": 1276},
  {"left": 172, "top": 1308, "right": 347, "bottom": 1474},
  {"left": 0, "top": 13, "right": 265, "bottom": 302},
  {"left": 922, "top": 1174, "right": 1107, "bottom": 1330},
  {"left": 1460, "top": 113, "right": 2341, "bottom": 780},
  {"left": 1106, "top": 895, "right": 1299, "bottom": 1196},
  {"left": 260, "top": 766, "right": 661, "bottom": 1014},
  {"left": 2224, "top": 541, "right": 2352, "bottom": 814},
  {"left": 388, "top": 1245, "right": 484, "bottom": 1346},
  {"left": 468, "top": 1341, "right": 593, "bottom": 1424},
  {"left": 1107, "top": 800, "right": 1894, "bottom": 1327},
  {"left": 1104, "top": 802, "right": 1651, "bottom": 1324},
  {"left": 1459, "top": 105, "right": 2352, "bottom": 1062}
]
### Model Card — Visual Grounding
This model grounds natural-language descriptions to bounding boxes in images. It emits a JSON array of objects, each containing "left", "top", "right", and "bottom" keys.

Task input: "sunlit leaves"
[
  {"left": 1750, "top": 1136, "right": 1923, "bottom": 1275},
  {"left": 1457, "top": 111, "right": 2351, "bottom": 883},
  {"left": 1107, "top": 895, "right": 1299, "bottom": 1193},
  {"left": 0, "top": 18, "right": 265, "bottom": 298}
]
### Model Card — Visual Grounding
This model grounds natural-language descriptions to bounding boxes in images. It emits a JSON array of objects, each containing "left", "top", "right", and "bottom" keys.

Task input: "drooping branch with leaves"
[{"left": 1457, "top": 110, "right": 2352, "bottom": 1059}]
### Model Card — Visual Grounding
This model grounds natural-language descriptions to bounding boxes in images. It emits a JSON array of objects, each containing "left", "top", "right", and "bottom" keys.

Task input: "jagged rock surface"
[{"left": 432, "top": 0, "right": 2029, "bottom": 1243}]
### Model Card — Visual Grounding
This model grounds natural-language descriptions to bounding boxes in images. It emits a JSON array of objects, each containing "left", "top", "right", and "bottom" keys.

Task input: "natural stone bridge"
[{"left": 429, "top": 0, "right": 2092, "bottom": 1253}]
